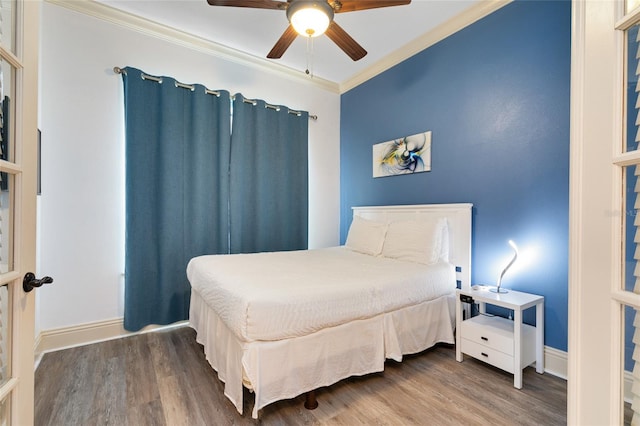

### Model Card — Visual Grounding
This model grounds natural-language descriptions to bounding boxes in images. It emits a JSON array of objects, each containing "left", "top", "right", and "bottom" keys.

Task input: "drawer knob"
[
  {"left": 481, "top": 336, "right": 488, "bottom": 341},
  {"left": 481, "top": 352, "right": 489, "bottom": 357}
]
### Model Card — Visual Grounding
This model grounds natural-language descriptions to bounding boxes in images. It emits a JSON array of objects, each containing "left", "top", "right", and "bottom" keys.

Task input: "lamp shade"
[{"left": 287, "top": 1, "right": 334, "bottom": 37}]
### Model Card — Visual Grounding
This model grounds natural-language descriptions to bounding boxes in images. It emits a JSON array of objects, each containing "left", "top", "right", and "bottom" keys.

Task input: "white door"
[
  {"left": 0, "top": 0, "right": 40, "bottom": 424},
  {"left": 570, "top": 0, "right": 640, "bottom": 424}
]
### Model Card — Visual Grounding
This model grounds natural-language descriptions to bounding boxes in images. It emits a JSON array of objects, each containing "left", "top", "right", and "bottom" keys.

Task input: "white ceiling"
[{"left": 96, "top": 0, "right": 483, "bottom": 85}]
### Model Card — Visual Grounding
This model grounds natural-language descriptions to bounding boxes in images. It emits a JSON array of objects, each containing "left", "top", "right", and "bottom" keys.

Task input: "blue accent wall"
[{"left": 340, "top": 0, "right": 571, "bottom": 351}]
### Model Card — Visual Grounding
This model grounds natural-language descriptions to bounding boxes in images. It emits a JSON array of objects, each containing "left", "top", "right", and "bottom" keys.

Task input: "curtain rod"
[{"left": 114, "top": 67, "right": 318, "bottom": 121}]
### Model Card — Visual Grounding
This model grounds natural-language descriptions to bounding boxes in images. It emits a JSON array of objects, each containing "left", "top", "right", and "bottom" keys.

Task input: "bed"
[{"left": 187, "top": 203, "right": 473, "bottom": 419}]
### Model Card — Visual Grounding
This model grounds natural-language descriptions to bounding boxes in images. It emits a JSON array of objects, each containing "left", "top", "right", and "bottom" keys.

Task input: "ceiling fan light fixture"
[{"left": 287, "top": 1, "right": 334, "bottom": 37}]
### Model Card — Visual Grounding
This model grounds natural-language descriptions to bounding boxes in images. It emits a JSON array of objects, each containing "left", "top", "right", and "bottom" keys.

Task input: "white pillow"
[
  {"left": 381, "top": 218, "right": 448, "bottom": 265},
  {"left": 345, "top": 216, "right": 388, "bottom": 256}
]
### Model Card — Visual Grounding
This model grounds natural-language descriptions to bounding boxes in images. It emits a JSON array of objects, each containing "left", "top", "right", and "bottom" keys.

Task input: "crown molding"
[
  {"left": 46, "top": 0, "right": 510, "bottom": 95},
  {"left": 45, "top": 0, "right": 340, "bottom": 93},
  {"left": 340, "top": 0, "right": 512, "bottom": 93}
]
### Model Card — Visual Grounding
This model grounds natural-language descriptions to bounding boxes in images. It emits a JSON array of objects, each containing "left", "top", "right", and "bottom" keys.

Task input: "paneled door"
[{"left": 0, "top": 0, "right": 40, "bottom": 423}]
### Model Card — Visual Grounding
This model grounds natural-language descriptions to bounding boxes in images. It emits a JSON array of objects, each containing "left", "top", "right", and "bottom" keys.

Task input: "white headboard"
[{"left": 352, "top": 203, "right": 473, "bottom": 291}]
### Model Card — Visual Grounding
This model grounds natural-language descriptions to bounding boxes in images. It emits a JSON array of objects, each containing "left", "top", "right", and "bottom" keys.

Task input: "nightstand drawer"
[
  {"left": 461, "top": 339, "right": 514, "bottom": 373},
  {"left": 460, "top": 315, "right": 514, "bottom": 356}
]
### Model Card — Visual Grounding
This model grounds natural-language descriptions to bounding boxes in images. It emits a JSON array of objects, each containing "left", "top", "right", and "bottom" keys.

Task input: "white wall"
[{"left": 37, "top": 2, "right": 341, "bottom": 332}]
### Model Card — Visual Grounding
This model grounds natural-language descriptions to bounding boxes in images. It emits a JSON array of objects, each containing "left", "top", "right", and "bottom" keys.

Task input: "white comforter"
[{"left": 187, "top": 246, "right": 455, "bottom": 342}]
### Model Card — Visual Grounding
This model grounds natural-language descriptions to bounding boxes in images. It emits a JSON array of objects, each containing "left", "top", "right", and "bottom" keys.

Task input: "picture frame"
[{"left": 372, "top": 130, "right": 431, "bottom": 178}]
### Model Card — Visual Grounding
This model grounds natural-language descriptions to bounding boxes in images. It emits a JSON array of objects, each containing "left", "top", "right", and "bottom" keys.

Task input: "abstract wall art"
[{"left": 372, "top": 131, "right": 431, "bottom": 178}]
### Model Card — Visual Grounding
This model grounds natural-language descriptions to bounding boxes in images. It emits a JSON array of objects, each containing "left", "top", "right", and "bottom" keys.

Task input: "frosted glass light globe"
[{"left": 290, "top": 7, "right": 330, "bottom": 37}]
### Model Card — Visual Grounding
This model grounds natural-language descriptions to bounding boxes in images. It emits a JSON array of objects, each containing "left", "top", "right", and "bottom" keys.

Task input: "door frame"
[
  {"left": 11, "top": 0, "right": 39, "bottom": 423},
  {"left": 568, "top": 0, "right": 625, "bottom": 423}
]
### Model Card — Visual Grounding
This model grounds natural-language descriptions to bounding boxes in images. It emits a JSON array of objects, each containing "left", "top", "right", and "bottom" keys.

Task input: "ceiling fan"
[{"left": 206, "top": 0, "right": 412, "bottom": 61}]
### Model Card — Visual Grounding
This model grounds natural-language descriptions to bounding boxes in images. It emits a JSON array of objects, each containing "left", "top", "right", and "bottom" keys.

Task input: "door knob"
[{"left": 23, "top": 272, "right": 53, "bottom": 293}]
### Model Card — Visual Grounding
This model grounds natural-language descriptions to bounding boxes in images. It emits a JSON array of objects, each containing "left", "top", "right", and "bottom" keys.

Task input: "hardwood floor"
[{"left": 35, "top": 326, "right": 566, "bottom": 425}]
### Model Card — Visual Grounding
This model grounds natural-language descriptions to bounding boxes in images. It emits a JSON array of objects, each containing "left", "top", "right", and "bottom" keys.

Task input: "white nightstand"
[{"left": 455, "top": 286, "right": 544, "bottom": 389}]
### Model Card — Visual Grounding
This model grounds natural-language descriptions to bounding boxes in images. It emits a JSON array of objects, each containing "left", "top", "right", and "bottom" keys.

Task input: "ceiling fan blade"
[
  {"left": 325, "top": 21, "right": 367, "bottom": 61},
  {"left": 206, "top": 0, "right": 288, "bottom": 10},
  {"left": 267, "top": 25, "right": 298, "bottom": 59},
  {"left": 331, "top": 0, "right": 410, "bottom": 13}
]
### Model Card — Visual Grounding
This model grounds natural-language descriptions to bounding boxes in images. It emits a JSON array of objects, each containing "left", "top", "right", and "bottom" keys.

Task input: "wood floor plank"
[
  {"left": 126, "top": 399, "right": 167, "bottom": 426},
  {"left": 41, "top": 345, "right": 98, "bottom": 425},
  {"left": 123, "top": 333, "right": 161, "bottom": 407},
  {"left": 35, "top": 326, "right": 568, "bottom": 425},
  {"left": 157, "top": 374, "right": 205, "bottom": 426},
  {"left": 86, "top": 356, "right": 127, "bottom": 424}
]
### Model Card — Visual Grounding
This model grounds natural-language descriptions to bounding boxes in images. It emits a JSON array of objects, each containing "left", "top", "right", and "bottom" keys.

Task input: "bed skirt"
[{"left": 189, "top": 289, "right": 456, "bottom": 419}]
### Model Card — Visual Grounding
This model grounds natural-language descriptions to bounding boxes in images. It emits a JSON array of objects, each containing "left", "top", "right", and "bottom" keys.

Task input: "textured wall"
[{"left": 340, "top": 0, "right": 571, "bottom": 351}]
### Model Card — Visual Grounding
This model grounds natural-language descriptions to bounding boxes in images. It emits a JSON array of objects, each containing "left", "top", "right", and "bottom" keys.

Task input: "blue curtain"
[
  {"left": 229, "top": 94, "right": 308, "bottom": 253},
  {"left": 121, "top": 67, "right": 231, "bottom": 331}
]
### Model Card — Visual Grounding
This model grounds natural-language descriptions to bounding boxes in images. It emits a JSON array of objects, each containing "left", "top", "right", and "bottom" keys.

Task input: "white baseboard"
[
  {"left": 34, "top": 318, "right": 189, "bottom": 362},
  {"left": 543, "top": 345, "right": 568, "bottom": 380}
]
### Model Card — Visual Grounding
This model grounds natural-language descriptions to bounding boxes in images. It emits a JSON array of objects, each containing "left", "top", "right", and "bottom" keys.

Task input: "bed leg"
[{"left": 304, "top": 390, "right": 318, "bottom": 410}]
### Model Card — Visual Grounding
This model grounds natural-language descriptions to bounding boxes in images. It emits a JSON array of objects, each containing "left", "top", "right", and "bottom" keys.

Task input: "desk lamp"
[{"left": 491, "top": 240, "right": 518, "bottom": 294}]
